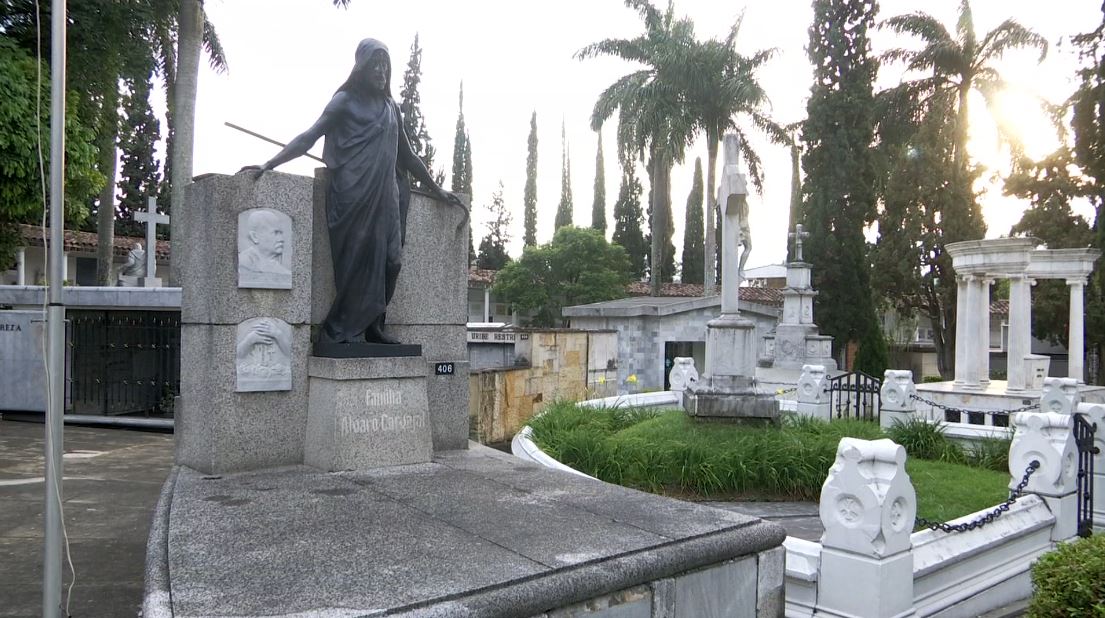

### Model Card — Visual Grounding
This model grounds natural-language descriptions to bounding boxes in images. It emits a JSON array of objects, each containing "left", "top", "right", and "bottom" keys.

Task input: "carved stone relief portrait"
[
  {"left": 235, "top": 317, "right": 292, "bottom": 392},
  {"left": 238, "top": 208, "right": 293, "bottom": 289}
]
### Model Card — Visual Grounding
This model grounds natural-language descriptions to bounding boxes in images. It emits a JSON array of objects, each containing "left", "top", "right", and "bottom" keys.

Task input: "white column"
[
  {"left": 1068, "top": 278, "right": 1086, "bottom": 383},
  {"left": 954, "top": 276, "right": 969, "bottom": 384},
  {"left": 1007, "top": 275, "right": 1033, "bottom": 392},
  {"left": 61, "top": 252, "right": 68, "bottom": 284},
  {"left": 962, "top": 275, "right": 982, "bottom": 388},
  {"left": 483, "top": 287, "right": 491, "bottom": 323},
  {"left": 15, "top": 247, "right": 26, "bottom": 285},
  {"left": 979, "top": 278, "right": 993, "bottom": 386}
]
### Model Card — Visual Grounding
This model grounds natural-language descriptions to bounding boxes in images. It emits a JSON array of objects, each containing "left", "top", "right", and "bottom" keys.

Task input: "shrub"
[
  {"left": 1029, "top": 533, "right": 1105, "bottom": 617},
  {"left": 922, "top": 375, "right": 945, "bottom": 383},
  {"left": 885, "top": 418, "right": 965, "bottom": 464},
  {"left": 967, "top": 437, "right": 1012, "bottom": 472}
]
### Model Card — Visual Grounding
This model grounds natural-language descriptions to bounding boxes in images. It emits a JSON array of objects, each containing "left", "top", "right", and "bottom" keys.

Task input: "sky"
[{"left": 192, "top": 0, "right": 1101, "bottom": 273}]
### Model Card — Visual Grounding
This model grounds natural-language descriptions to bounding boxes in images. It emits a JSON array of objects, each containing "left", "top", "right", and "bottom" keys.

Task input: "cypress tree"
[
  {"left": 591, "top": 130, "right": 606, "bottom": 234},
  {"left": 523, "top": 112, "right": 538, "bottom": 246},
  {"left": 399, "top": 33, "right": 438, "bottom": 186},
  {"left": 554, "top": 120, "right": 573, "bottom": 229},
  {"left": 681, "top": 158, "right": 704, "bottom": 284},
  {"left": 450, "top": 82, "right": 472, "bottom": 197},
  {"left": 117, "top": 73, "right": 162, "bottom": 239},
  {"left": 611, "top": 159, "right": 648, "bottom": 280},
  {"left": 802, "top": 0, "right": 885, "bottom": 371}
]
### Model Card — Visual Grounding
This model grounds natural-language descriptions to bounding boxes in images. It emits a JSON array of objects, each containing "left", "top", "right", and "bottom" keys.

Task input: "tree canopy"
[{"left": 493, "top": 227, "right": 630, "bottom": 327}]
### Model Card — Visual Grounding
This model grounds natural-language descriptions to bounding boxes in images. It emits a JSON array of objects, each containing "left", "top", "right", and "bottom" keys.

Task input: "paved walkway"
[
  {"left": 0, "top": 419, "right": 173, "bottom": 617},
  {"left": 702, "top": 501, "right": 823, "bottom": 542}
]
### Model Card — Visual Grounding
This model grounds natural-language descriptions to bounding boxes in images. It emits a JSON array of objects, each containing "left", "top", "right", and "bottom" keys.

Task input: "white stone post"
[
  {"left": 1075, "top": 402, "right": 1105, "bottom": 531},
  {"left": 1009, "top": 411, "right": 1080, "bottom": 541},
  {"left": 1007, "top": 275, "right": 1033, "bottom": 392},
  {"left": 961, "top": 275, "right": 982, "bottom": 388},
  {"left": 1039, "top": 377, "right": 1080, "bottom": 415},
  {"left": 880, "top": 370, "right": 917, "bottom": 431},
  {"left": 796, "top": 364, "right": 830, "bottom": 421},
  {"left": 482, "top": 287, "right": 490, "bottom": 323},
  {"left": 1068, "top": 278, "right": 1086, "bottom": 382},
  {"left": 61, "top": 251, "right": 68, "bottom": 283},
  {"left": 15, "top": 247, "right": 26, "bottom": 285},
  {"left": 817, "top": 438, "right": 917, "bottom": 618},
  {"left": 954, "top": 275, "right": 969, "bottom": 385},
  {"left": 979, "top": 278, "right": 993, "bottom": 385},
  {"left": 668, "top": 357, "right": 699, "bottom": 394}
]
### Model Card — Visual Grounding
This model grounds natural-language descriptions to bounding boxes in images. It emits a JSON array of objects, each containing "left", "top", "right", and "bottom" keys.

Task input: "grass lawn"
[{"left": 529, "top": 402, "right": 1012, "bottom": 523}]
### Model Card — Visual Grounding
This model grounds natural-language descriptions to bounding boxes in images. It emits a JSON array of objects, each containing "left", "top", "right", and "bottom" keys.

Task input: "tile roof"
[{"left": 19, "top": 224, "right": 171, "bottom": 261}]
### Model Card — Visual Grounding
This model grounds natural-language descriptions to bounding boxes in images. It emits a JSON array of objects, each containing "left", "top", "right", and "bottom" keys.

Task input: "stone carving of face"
[{"left": 249, "top": 212, "right": 284, "bottom": 259}]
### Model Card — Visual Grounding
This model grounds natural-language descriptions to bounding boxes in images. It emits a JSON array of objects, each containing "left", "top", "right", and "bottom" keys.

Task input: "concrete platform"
[{"left": 146, "top": 445, "right": 786, "bottom": 617}]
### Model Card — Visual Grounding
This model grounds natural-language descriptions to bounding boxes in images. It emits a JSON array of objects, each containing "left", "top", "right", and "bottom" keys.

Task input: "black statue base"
[{"left": 313, "top": 340, "right": 422, "bottom": 359}]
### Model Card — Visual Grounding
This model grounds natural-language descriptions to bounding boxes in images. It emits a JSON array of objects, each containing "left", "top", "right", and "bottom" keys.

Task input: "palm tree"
[
  {"left": 682, "top": 19, "right": 788, "bottom": 294},
  {"left": 880, "top": 0, "right": 1048, "bottom": 175},
  {"left": 578, "top": 0, "right": 697, "bottom": 296}
]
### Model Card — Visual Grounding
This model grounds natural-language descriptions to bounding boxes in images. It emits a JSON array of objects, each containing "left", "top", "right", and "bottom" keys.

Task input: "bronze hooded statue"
[{"left": 242, "top": 38, "right": 464, "bottom": 346}]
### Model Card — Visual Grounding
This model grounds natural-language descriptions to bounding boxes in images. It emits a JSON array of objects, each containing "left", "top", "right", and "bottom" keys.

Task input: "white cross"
[
  {"left": 133, "top": 197, "right": 170, "bottom": 279},
  {"left": 789, "top": 223, "right": 810, "bottom": 262}
]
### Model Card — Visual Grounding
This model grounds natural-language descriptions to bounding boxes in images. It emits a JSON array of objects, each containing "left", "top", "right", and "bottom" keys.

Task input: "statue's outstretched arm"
[{"left": 247, "top": 95, "right": 345, "bottom": 173}]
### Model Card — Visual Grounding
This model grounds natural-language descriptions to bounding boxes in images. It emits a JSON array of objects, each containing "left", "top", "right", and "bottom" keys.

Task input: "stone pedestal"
[
  {"left": 176, "top": 172, "right": 315, "bottom": 474},
  {"left": 760, "top": 260, "right": 836, "bottom": 371},
  {"left": 305, "top": 356, "right": 432, "bottom": 471},
  {"left": 685, "top": 316, "right": 777, "bottom": 420}
]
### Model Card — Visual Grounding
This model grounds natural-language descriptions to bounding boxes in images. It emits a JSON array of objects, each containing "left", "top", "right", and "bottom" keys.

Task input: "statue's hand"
[{"left": 238, "top": 165, "right": 267, "bottom": 180}]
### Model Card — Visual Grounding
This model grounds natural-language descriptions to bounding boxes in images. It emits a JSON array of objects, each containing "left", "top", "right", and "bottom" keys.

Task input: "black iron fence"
[
  {"left": 828, "top": 371, "right": 881, "bottom": 421},
  {"left": 68, "top": 310, "right": 180, "bottom": 416},
  {"left": 1074, "top": 413, "right": 1099, "bottom": 538}
]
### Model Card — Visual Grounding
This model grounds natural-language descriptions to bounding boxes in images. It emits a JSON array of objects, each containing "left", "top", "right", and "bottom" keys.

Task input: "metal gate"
[
  {"left": 68, "top": 310, "right": 180, "bottom": 416},
  {"left": 1074, "top": 412, "right": 1099, "bottom": 538},
  {"left": 828, "top": 371, "right": 881, "bottom": 421}
]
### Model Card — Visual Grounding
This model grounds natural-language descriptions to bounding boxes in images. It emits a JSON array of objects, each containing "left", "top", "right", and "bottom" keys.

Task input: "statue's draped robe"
[{"left": 321, "top": 87, "right": 405, "bottom": 342}]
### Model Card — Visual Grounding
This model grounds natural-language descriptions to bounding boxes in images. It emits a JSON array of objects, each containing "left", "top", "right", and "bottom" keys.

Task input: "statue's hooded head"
[{"left": 340, "top": 38, "right": 391, "bottom": 97}]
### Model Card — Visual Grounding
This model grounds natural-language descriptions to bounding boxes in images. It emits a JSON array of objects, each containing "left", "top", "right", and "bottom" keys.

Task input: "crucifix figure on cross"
[
  {"left": 789, "top": 223, "right": 809, "bottom": 262},
  {"left": 133, "top": 197, "right": 170, "bottom": 282}
]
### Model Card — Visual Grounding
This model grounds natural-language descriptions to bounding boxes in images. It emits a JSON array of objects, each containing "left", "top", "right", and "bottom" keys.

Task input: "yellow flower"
[
  {"left": 626, "top": 374, "right": 638, "bottom": 384},
  {"left": 598, "top": 376, "right": 606, "bottom": 384}
]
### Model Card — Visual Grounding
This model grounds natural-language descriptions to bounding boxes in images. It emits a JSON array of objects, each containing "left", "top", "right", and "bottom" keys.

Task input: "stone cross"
[
  {"left": 717, "top": 133, "right": 747, "bottom": 314},
  {"left": 789, "top": 224, "right": 809, "bottom": 262},
  {"left": 133, "top": 197, "right": 169, "bottom": 280}
]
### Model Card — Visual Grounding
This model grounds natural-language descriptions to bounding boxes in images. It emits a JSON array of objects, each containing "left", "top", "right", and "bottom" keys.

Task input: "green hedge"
[{"left": 1029, "top": 533, "right": 1105, "bottom": 617}]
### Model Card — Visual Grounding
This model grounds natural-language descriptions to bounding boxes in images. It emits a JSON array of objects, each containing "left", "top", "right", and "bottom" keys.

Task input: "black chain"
[
  {"left": 909, "top": 393, "right": 1040, "bottom": 416},
  {"left": 914, "top": 460, "right": 1040, "bottom": 533}
]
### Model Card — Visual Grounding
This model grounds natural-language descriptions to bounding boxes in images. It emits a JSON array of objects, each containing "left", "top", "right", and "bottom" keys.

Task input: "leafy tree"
[
  {"left": 476, "top": 182, "right": 512, "bottom": 271},
  {"left": 116, "top": 73, "right": 162, "bottom": 239},
  {"left": 872, "top": 94, "right": 982, "bottom": 378},
  {"left": 874, "top": 0, "right": 1046, "bottom": 377},
  {"left": 1071, "top": 6, "right": 1105, "bottom": 382},
  {"left": 681, "top": 157, "right": 704, "bottom": 284},
  {"left": 555, "top": 121, "right": 574, "bottom": 229},
  {"left": 399, "top": 33, "right": 441, "bottom": 187},
  {"left": 802, "top": 0, "right": 884, "bottom": 370},
  {"left": 591, "top": 130, "right": 607, "bottom": 234},
  {"left": 493, "top": 227, "right": 630, "bottom": 327},
  {"left": 450, "top": 82, "right": 473, "bottom": 197},
  {"left": 880, "top": 0, "right": 1047, "bottom": 175},
  {"left": 578, "top": 0, "right": 697, "bottom": 296},
  {"left": 611, "top": 156, "right": 649, "bottom": 280},
  {"left": 1006, "top": 149, "right": 1095, "bottom": 348},
  {"left": 0, "top": 39, "right": 102, "bottom": 267},
  {"left": 523, "top": 112, "right": 539, "bottom": 246}
]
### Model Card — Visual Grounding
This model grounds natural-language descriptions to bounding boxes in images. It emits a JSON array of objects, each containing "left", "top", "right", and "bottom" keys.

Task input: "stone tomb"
[{"left": 176, "top": 171, "right": 468, "bottom": 474}]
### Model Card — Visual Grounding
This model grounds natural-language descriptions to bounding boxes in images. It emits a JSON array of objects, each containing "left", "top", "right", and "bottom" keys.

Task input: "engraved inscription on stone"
[
  {"left": 238, "top": 209, "right": 293, "bottom": 289},
  {"left": 235, "top": 317, "right": 292, "bottom": 392}
]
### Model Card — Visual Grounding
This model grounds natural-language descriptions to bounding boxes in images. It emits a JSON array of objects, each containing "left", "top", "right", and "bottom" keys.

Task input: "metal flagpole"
[{"left": 44, "top": 0, "right": 67, "bottom": 615}]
